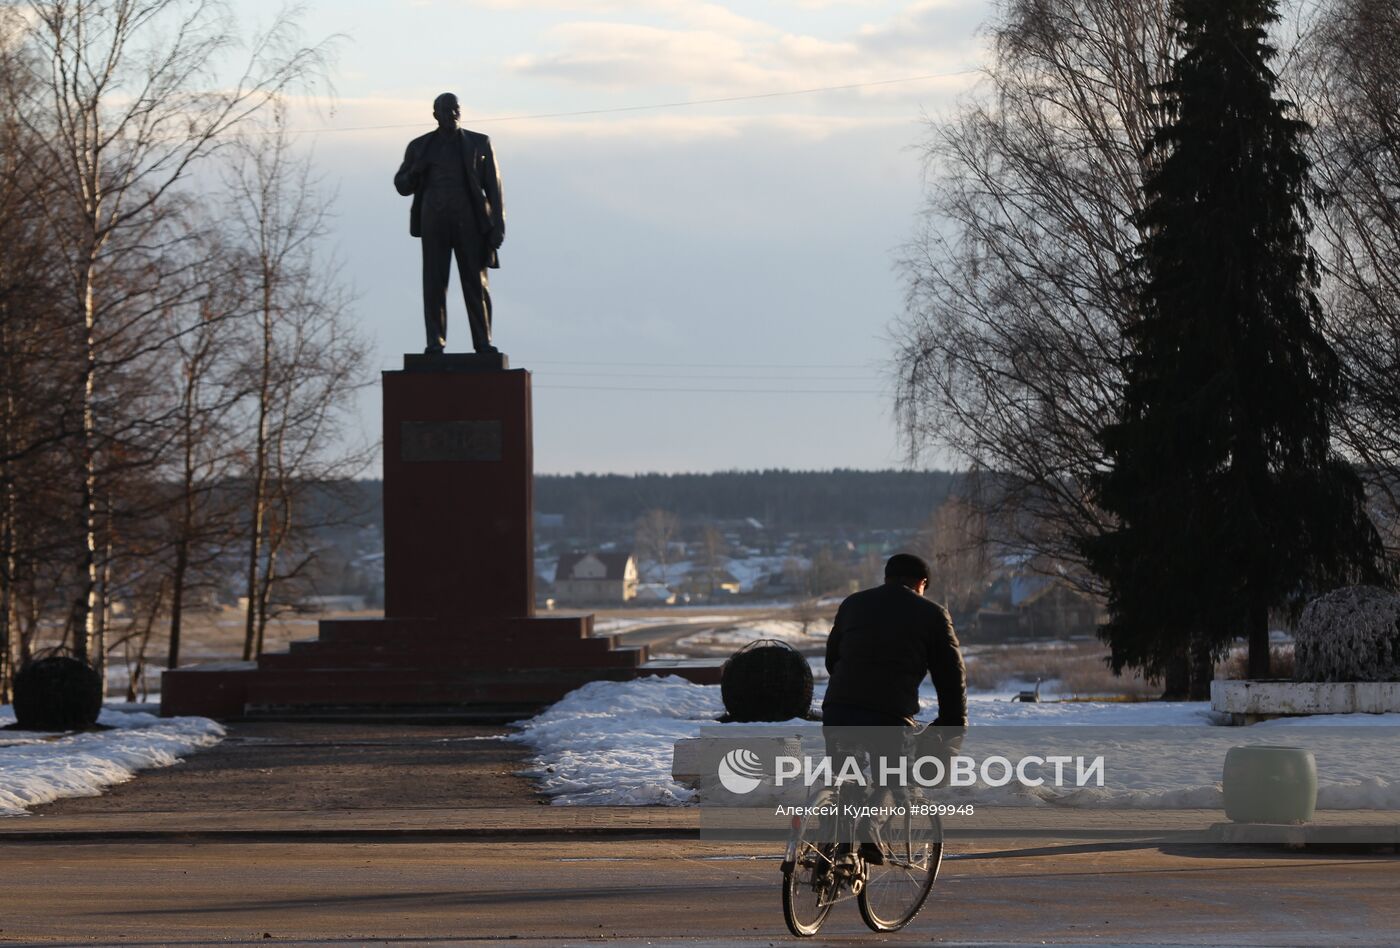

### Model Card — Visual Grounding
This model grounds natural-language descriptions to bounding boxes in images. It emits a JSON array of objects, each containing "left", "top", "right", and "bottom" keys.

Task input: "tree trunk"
[
  {"left": 0, "top": 310, "right": 13, "bottom": 704},
  {"left": 73, "top": 256, "right": 99, "bottom": 664},
  {"left": 128, "top": 585, "right": 164, "bottom": 702},
  {"left": 241, "top": 488, "right": 265, "bottom": 661},
  {"left": 92, "top": 494, "right": 113, "bottom": 697},
  {"left": 1189, "top": 634, "right": 1214, "bottom": 702},
  {"left": 168, "top": 405, "right": 198, "bottom": 669},
  {"left": 254, "top": 541, "right": 277, "bottom": 658},
  {"left": 20, "top": 596, "right": 36, "bottom": 667},
  {"left": 1, "top": 475, "right": 11, "bottom": 705},
  {"left": 1162, "top": 648, "right": 1190, "bottom": 700},
  {"left": 254, "top": 493, "right": 290, "bottom": 658},
  {"left": 168, "top": 542, "right": 188, "bottom": 669},
  {"left": 242, "top": 280, "right": 274, "bottom": 662},
  {"left": 1246, "top": 599, "right": 1271, "bottom": 679}
]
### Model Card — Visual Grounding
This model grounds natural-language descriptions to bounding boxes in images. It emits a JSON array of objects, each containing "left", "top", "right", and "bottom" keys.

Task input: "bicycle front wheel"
[{"left": 858, "top": 811, "right": 942, "bottom": 932}]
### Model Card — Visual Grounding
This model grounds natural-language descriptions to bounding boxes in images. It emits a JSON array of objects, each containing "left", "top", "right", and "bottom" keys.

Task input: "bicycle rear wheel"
[
  {"left": 782, "top": 812, "right": 837, "bottom": 937},
  {"left": 858, "top": 811, "right": 942, "bottom": 931}
]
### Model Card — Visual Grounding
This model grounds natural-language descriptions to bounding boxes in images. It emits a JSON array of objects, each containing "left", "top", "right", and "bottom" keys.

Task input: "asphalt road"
[
  {"left": 1, "top": 836, "right": 1396, "bottom": 946},
  {"left": 609, "top": 620, "right": 719, "bottom": 651}
]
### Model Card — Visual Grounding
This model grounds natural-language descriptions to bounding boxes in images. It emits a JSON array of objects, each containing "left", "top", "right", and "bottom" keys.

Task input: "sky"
[{"left": 241, "top": 0, "right": 991, "bottom": 474}]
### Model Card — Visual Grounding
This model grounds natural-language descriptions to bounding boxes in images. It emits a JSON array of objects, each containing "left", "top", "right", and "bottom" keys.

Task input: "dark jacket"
[
  {"left": 823, "top": 582, "right": 968, "bottom": 724},
  {"left": 394, "top": 127, "right": 504, "bottom": 269}
]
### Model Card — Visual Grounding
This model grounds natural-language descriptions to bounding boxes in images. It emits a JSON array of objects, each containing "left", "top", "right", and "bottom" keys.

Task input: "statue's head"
[{"left": 433, "top": 93, "right": 461, "bottom": 127}]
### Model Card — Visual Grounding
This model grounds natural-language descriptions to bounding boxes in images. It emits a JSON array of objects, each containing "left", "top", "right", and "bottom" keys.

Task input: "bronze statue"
[{"left": 394, "top": 93, "right": 505, "bottom": 355}]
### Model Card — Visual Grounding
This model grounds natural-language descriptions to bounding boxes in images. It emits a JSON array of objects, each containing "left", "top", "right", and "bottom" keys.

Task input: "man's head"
[
  {"left": 432, "top": 93, "right": 461, "bottom": 129},
  {"left": 884, "top": 553, "right": 930, "bottom": 595}
]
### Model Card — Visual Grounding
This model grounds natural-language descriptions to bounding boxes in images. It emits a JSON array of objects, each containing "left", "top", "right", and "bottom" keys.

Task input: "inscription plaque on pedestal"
[{"left": 401, "top": 420, "right": 503, "bottom": 462}]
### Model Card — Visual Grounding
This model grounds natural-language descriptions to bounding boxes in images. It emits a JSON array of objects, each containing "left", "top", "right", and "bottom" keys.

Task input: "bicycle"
[{"left": 779, "top": 728, "right": 946, "bottom": 937}]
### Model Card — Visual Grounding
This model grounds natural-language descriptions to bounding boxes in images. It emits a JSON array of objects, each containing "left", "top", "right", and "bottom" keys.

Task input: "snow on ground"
[
  {"left": 510, "top": 677, "right": 723, "bottom": 805},
  {"left": 510, "top": 676, "right": 1400, "bottom": 809},
  {"left": 591, "top": 615, "right": 721, "bottom": 636},
  {"left": 0, "top": 706, "right": 224, "bottom": 816},
  {"left": 638, "top": 555, "right": 802, "bottom": 594}
]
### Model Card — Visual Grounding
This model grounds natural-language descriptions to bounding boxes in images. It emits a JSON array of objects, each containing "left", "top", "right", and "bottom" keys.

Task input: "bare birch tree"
[
  {"left": 917, "top": 494, "right": 994, "bottom": 621},
  {"left": 635, "top": 509, "right": 680, "bottom": 585},
  {"left": 894, "top": 0, "right": 1179, "bottom": 583},
  {"left": 1300, "top": 0, "right": 1400, "bottom": 551},
  {"left": 0, "top": 11, "right": 80, "bottom": 699},
  {"left": 694, "top": 526, "right": 728, "bottom": 599},
  {"left": 221, "top": 112, "right": 370, "bottom": 659},
  {"left": 12, "top": 0, "right": 333, "bottom": 664},
  {"left": 158, "top": 233, "right": 250, "bottom": 668}
]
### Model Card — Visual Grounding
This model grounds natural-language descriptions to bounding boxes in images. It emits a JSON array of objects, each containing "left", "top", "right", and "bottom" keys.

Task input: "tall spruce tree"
[{"left": 1081, "top": 0, "right": 1387, "bottom": 697}]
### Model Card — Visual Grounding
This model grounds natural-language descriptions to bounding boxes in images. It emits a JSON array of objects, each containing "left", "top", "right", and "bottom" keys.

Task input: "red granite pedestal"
[{"left": 160, "top": 354, "right": 721, "bottom": 719}]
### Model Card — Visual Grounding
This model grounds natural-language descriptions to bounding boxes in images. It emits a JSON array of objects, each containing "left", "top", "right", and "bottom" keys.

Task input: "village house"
[
  {"left": 974, "top": 574, "right": 1105, "bottom": 641},
  {"left": 553, "top": 551, "right": 640, "bottom": 604}
]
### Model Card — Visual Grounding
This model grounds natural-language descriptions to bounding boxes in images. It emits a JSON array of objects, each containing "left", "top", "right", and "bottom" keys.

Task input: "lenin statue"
[{"left": 394, "top": 93, "right": 505, "bottom": 354}]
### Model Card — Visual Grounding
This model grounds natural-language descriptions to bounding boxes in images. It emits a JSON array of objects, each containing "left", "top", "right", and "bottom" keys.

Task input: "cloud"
[
  {"left": 780, "top": 0, "right": 886, "bottom": 7},
  {"left": 471, "top": 0, "right": 774, "bottom": 37},
  {"left": 855, "top": 0, "right": 987, "bottom": 57},
  {"left": 502, "top": 110, "right": 915, "bottom": 143},
  {"left": 508, "top": 22, "right": 774, "bottom": 90},
  {"left": 273, "top": 1, "right": 987, "bottom": 147},
  {"left": 496, "top": 1, "right": 985, "bottom": 100}
]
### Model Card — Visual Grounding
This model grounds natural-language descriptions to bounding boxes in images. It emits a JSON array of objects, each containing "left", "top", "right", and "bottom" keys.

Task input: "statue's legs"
[
  {"left": 422, "top": 198, "right": 493, "bottom": 353},
  {"left": 421, "top": 219, "right": 453, "bottom": 352},
  {"left": 454, "top": 239, "right": 493, "bottom": 352}
]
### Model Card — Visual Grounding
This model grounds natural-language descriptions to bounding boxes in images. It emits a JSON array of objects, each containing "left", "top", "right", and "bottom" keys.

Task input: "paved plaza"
[{"left": 0, "top": 721, "right": 1396, "bottom": 945}]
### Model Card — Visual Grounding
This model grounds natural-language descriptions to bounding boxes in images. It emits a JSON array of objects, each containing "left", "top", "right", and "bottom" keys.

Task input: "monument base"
[
  {"left": 160, "top": 354, "right": 724, "bottom": 720},
  {"left": 160, "top": 613, "right": 722, "bottom": 719}
]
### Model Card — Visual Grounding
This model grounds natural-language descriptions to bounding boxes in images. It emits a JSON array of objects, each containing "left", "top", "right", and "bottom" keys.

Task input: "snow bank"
[
  {"left": 0, "top": 706, "right": 224, "bottom": 816},
  {"left": 509, "top": 677, "right": 724, "bottom": 805},
  {"left": 510, "top": 676, "right": 1400, "bottom": 810}
]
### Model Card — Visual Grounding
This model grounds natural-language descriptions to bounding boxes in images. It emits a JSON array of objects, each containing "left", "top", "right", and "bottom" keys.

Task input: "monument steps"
[
  {"left": 314, "top": 615, "right": 593, "bottom": 644},
  {"left": 159, "top": 652, "right": 724, "bottom": 719},
  {"left": 241, "top": 663, "right": 716, "bottom": 706},
  {"left": 238, "top": 703, "right": 545, "bottom": 724},
  {"left": 258, "top": 641, "right": 648, "bottom": 671}
]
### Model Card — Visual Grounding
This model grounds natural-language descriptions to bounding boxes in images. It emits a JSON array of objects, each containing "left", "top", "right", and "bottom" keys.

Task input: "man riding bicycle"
[
  {"left": 823, "top": 553, "right": 968, "bottom": 729},
  {"left": 820, "top": 553, "right": 968, "bottom": 866},
  {"left": 783, "top": 554, "right": 967, "bottom": 936}
]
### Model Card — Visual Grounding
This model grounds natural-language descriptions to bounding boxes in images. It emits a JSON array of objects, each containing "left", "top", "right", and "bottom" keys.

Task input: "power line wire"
[
  {"left": 534, "top": 385, "right": 883, "bottom": 394},
  {"left": 292, "top": 70, "right": 977, "bottom": 135},
  {"left": 537, "top": 371, "right": 880, "bottom": 380},
  {"left": 526, "top": 360, "right": 875, "bottom": 369}
]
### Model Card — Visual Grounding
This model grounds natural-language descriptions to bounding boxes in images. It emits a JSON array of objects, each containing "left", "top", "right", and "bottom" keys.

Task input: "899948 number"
[{"left": 910, "top": 803, "right": 974, "bottom": 816}]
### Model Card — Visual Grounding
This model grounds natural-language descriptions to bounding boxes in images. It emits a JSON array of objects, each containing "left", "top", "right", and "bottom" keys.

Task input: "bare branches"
[
  {"left": 895, "top": 0, "right": 1176, "bottom": 578},
  {"left": 221, "top": 109, "right": 371, "bottom": 659},
  {"left": 1300, "top": 0, "right": 1400, "bottom": 548},
  {"left": 0, "top": 1, "right": 358, "bottom": 691},
  {"left": 19, "top": 1, "right": 336, "bottom": 249}
]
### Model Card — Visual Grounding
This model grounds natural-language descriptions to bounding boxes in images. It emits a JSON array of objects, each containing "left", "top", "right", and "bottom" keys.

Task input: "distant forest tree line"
[{"left": 532, "top": 470, "right": 960, "bottom": 534}]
